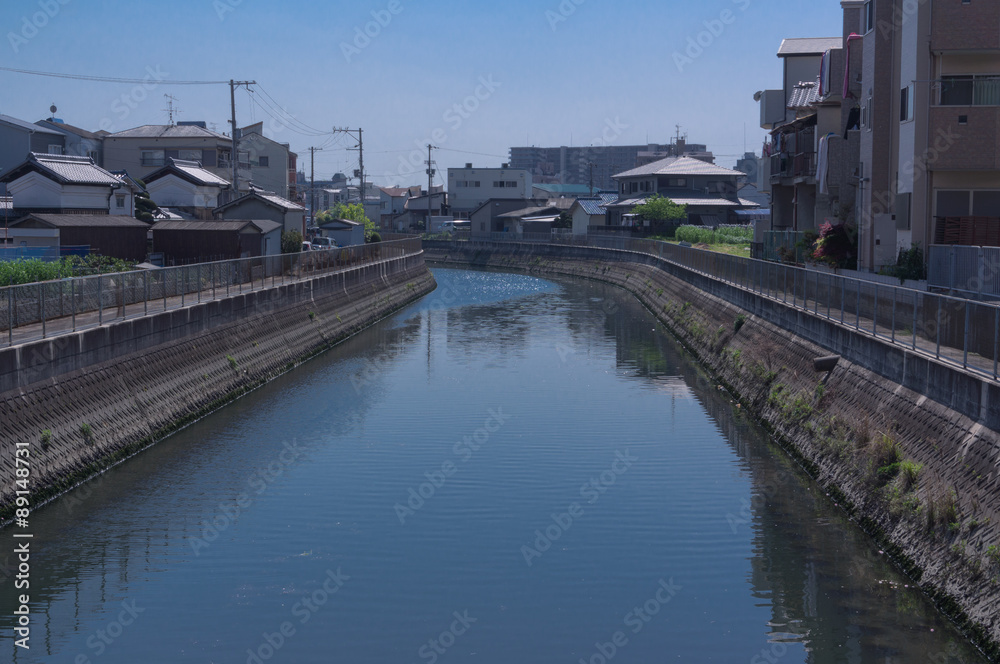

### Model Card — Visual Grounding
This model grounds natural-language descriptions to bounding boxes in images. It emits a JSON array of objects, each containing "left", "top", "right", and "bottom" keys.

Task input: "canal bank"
[
  {"left": 425, "top": 240, "right": 1000, "bottom": 658},
  {"left": 0, "top": 250, "right": 435, "bottom": 521}
]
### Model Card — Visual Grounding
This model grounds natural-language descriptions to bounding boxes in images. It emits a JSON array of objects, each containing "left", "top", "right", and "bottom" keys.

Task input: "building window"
[
  {"left": 258, "top": 156, "right": 270, "bottom": 168},
  {"left": 900, "top": 85, "right": 914, "bottom": 122},
  {"left": 940, "top": 75, "right": 1000, "bottom": 106},
  {"left": 47, "top": 144, "right": 62, "bottom": 155},
  {"left": 141, "top": 150, "right": 165, "bottom": 167},
  {"left": 88, "top": 150, "right": 99, "bottom": 163},
  {"left": 178, "top": 149, "right": 202, "bottom": 161},
  {"left": 115, "top": 194, "right": 126, "bottom": 209},
  {"left": 864, "top": 0, "right": 874, "bottom": 33}
]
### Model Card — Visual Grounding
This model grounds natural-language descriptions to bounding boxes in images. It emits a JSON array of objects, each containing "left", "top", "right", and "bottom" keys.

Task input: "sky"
[{"left": 1, "top": 0, "right": 844, "bottom": 188}]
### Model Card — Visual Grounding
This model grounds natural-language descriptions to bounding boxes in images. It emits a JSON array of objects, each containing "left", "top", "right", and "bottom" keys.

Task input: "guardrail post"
[
  {"left": 855, "top": 281, "right": 860, "bottom": 330},
  {"left": 182, "top": 267, "right": 186, "bottom": 307},
  {"left": 891, "top": 287, "right": 896, "bottom": 342},
  {"left": 994, "top": 307, "right": 999, "bottom": 380},
  {"left": 40, "top": 283, "right": 46, "bottom": 338},
  {"left": 212, "top": 263, "right": 216, "bottom": 300},
  {"left": 98, "top": 274, "right": 103, "bottom": 325},
  {"left": 71, "top": 278, "right": 76, "bottom": 331},
  {"left": 873, "top": 284, "right": 878, "bottom": 335},
  {"left": 6, "top": 286, "right": 11, "bottom": 346},
  {"left": 935, "top": 297, "right": 942, "bottom": 359},
  {"left": 119, "top": 276, "right": 124, "bottom": 320},
  {"left": 197, "top": 264, "right": 202, "bottom": 303},
  {"left": 144, "top": 271, "right": 148, "bottom": 316},
  {"left": 963, "top": 300, "right": 970, "bottom": 369},
  {"left": 979, "top": 247, "right": 986, "bottom": 298}
]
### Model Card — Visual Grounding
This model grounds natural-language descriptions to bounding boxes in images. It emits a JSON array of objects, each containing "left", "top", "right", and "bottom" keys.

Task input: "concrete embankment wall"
[
  {"left": 0, "top": 252, "right": 435, "bottom": 516},
  {"left": 425, "top": 241, "right": 1000, "bottom": 657}
]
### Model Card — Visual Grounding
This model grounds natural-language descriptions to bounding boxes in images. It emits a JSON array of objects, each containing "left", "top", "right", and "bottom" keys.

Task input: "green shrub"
[
  {"left": 675, "top": 225, "right": 753, "bottom": 246},
  {"left": 40, "top": 429, "right": 52, "bottom": 448},
  {"left": 227, "top": 354, "right": 239, "bottom": 371},
  {"left": 733, "top": 314, "right": 747, "bottom": 333},
  {"left": 80, "top": 423, "right": 93, "bottom": 444}
]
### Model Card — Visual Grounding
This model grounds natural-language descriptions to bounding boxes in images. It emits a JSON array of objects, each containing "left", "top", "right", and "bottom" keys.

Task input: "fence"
[
  {"left": 928, "top": 244, "right": 1000, "bottom": 299},
  {"left": 445, "top": 234, "right": 1000, "bottom": 382},
  {"left": 0, "top": 238, "right": 424, "bottom": 347}
]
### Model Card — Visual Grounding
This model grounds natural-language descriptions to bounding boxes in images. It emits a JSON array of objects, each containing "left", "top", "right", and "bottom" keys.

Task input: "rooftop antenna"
[
  {"left": 48, "top": 103, "right": 57, "bottom": 120},
  {"left": 163, "top": 94, "right": 181, "bottom": 125}
]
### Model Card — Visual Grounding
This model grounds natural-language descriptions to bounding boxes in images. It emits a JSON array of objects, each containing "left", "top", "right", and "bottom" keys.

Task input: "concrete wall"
[{"left": 0, "top": 250, "right": 434, "bottom": 519}]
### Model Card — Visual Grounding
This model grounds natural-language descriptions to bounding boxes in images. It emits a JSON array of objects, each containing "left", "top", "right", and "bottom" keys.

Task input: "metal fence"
[
  {"left": 0, "top": 238, "right": 424, "bottom": 347},
  {"left": 448, "top": 234, "right": 1000, "bottom": 382},
  {"left": 928, "top": 244, "right": 1000, "bottom": 299}
]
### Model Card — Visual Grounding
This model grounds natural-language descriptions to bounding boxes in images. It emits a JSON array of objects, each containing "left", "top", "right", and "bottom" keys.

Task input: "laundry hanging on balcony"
[{"left": 817, "top": 133, "right": 836, "bottom": 195}]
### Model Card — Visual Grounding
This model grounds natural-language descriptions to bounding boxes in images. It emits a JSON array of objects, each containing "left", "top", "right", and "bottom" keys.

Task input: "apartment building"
[{"left": 447, "top": 164, "right": 531, "bottom": 217}]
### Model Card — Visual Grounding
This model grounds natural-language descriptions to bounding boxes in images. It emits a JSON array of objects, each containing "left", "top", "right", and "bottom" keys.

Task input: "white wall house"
[
  {"left": 0, "top": 153, "right": 138, "bottom": 215},
  {"left": 144, "top": 158, "right": 231, "bottom": 219},
  {"left": 447, "top": 164, "right": 532, "bottom": 217}
]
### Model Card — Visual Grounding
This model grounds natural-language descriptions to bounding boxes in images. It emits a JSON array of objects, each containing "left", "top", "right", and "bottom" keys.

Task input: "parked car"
[
  {"left": 301, "top": 241, "right": 313, "bottom": 252},
  {"left": 312, "top": 236, "right": 337, "bottom": 250}
]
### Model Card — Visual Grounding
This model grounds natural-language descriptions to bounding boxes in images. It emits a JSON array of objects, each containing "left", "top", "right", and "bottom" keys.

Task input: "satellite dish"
[{"left": 49, "top": 104, "right": 57, "bottom": 114}]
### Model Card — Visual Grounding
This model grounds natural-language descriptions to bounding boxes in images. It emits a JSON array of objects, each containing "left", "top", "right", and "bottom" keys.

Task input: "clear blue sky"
[{"left": 2, "top": 0, "right": 843, "bottom": 187}]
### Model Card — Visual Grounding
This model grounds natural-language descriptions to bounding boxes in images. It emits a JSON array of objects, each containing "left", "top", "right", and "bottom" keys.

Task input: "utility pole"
[
  {"left": 358, "top": 128, "right": 364, "bottom": 200},
  {"left": 426, "top": 144, "right": 436, "bottom": 229},
  {"left": 228, "top": 79, "right": 256, "bottom": 195},
  {"left": 309, "top": 147, "right": 323, "bottom": 227}
]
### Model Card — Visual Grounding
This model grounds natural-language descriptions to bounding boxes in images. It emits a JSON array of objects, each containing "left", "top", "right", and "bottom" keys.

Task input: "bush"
[
  {"left": 880, "top": 244, "right": 926, "bottom": 282},
  {"left": 367, "top": 231, "right": 382, "bottom": 244},
  {"left": 811, "top": 222, "right": 857, "bottom": 269},
  {"left": 281, "top": 230, "right": 303, "bottom": 254},
  {"left": 675, "top": 225, "right": 752, "bottom": 245}
]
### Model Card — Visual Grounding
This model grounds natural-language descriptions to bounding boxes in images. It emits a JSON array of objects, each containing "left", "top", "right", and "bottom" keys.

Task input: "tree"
[
  {"left": 632, "top": 194, "right": 687, "bottom": 223},
  {"left": 553, "top": 211, "right": 573, "bottom": 229},
  {"left": 134, "top": 179, "right": 158, "bottom": 223},
  {"left": 317, "top": 202, "right": 378, "bottom": 242},
  {"left": 281, "top": 230, "right": 303, "bottom": 253}
]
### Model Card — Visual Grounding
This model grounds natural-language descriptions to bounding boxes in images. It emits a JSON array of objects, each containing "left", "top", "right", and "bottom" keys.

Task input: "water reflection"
[{"left": 0, "top": 268, "right": 986, "bottom": 663}]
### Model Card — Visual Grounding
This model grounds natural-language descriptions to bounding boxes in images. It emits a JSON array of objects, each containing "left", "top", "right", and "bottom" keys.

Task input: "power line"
[{"left": 0, "top": 65, "right": 228, "bottom": 85}]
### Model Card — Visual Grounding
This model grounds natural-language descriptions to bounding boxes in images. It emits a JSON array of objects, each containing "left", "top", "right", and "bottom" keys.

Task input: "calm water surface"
[{"left": 0, "top": 267, "right": 987, "bottom": 663}]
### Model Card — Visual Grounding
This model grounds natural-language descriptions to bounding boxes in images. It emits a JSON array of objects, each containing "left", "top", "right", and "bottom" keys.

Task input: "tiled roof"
[
  {"left": 12, "top": 214, "right": 147, "bottom": 228},
  {"left": 777, "top": 38, "right": 841, "bottom": 56},
  {"left": 151, "top": 219, "right": 280, "bottom": 233},
  {"left": 605, "top": 194, "right": 756, "bottom": 209},
  {"left": 599, "top": 193, "right": 620, "bottom": 206},
  {"left": 575, "top": 198, "right": 607, "bottom": 216},
  {"left": 0, "top": 114, "right": 62, "bottom": 135},
  {"left": 0, "top": 153, "right": 122, "bottom": 186},
  {"left": 216, "top": 189, "right": 304, "bottom": 213},
  {"left": 318, "top": 218, "right": 361, "bottom": 229},
  {"left": 497, "top": 206, "right": 559, "bottom": 219},
  {"left": 788, "top": 79, "right": 822, "bottom": 109},
  {"left": 145, "top": 158, "right": 230, "bottom": 187},
  {"left": 614, "top": 156, "right": 741, "bottom": 179},
  {"left": 37, "top": 120, "right": 102, "bottom": 139},
  {"left": 106, "top": 124, "right": 230, "bottom": 140}
]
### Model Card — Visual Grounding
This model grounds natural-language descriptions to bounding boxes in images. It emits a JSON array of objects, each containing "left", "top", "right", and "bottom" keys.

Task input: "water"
[{"left": 0, "top": 267, "right": 987, "bottom": 663}]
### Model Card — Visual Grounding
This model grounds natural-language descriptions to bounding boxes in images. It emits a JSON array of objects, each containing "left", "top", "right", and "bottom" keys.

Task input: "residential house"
[
  {"left": 496, "top": 205, "right": 563, "bottom": 235},
  {"left": 0, "top": 114, "right": 66, "bottom": 193},
  {"left": 150, "top": 219, "right": 282, "bottom": 264},
  {"left": 849, "top": 0, "right": 1000, "bottom": 269},
  {"left": 214, "top": 187, "right": 306, "bottom": 236},
  {"left": 143, "top": 158, "right": 232, "bottom": 220},
  {"left": 35, "top": 119, "right": 104, "bottom": 165},
  {"left": 239, "top": 122, "right": 296, "bottom": 199},
  {"left": 570, "top": 193, "right": 619, "bottom": 235},
  {"left": 469, "top": 197, "right": 574, "bottom": 238},
  {"left": 0, "top": 153, "right": 141, "bottom": 216},
  {"left": 379, "top": 186, "right": 421, "bottom": 229},
  {"left": 102, "top": 123, "right": 249, "bottom": 190},
  {"left": 509, "top": 139, "right": 709, "bottom": 191},
  {"left": 447, "top": 164, "right": 531, "bottom": 218},
  {"left": 317, "top": 218, "right": 365, "bottom": 246},
  {"left": 606, "top": 156, "right": 759, "bottom": 228},
  {"left": 6, "top": 214, "right": 147, "bottom": 260}
]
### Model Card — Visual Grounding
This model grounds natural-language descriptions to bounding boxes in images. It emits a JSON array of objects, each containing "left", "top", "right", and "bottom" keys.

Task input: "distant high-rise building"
[{"left": 509, "top": 139, "right": 710, "bottom": 191}]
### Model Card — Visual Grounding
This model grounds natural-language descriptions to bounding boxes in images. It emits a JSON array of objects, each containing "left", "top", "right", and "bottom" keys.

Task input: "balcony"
[
  {"left": 937, "top": 76, "right": 1000, "bottom": 107},
  {"left": 793, "top": 151, "right": 816, "bottom": 180},
  {"left": 769, "top": 154, "right": 789, "bottom": 183},
  {"left": 934, "top": 216, "right": 1000, "bottom": 247}
]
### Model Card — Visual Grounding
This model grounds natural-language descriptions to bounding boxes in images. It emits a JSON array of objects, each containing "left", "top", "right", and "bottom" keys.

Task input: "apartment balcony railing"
[
  {"left": 769, "top": 154, "right": 789, "bottom": 183},
  {"left": 793, "top": 152, "right": 817, "bottom": 179}
]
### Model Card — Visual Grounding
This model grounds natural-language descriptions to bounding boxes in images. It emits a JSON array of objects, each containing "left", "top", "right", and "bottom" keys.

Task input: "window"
[
  {"left": 178, "top": 149, "right": 202, "bottom": 161},
  {"left": 47, "top": 144, "right": 62, "bottom": 155},
  {"left": 258, "top": 156, "right": 269, "bottom": 168},
  {"left": 492, "top": 181, "right": 518, "bottom": 188},
  {"left": 141, "top": 150, "right": 165, "bottom": 167},
  {"left": 115, "top": 194, "right": 126, "bottom": 209},
  {"left": 900, "top": 85, "right": 914, "bottom": 122},
  {"left": 940, "top": 75, "right": 1000, "bottom": 106},
  {"left": 88, "top": 150, "right": 99, "bottom": 163},
  {"left": 864, "top": 0, "right": 874, "bottom": 33}
]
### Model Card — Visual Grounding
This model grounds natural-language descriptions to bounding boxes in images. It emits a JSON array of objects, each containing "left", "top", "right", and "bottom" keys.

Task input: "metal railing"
[
  {"left": 445, "top": 234, "right": 1000, "bottom": 381},
  {"left": 0, "top": 238, "right": 423, "bottom": 348},
  {"left": 928, "top": 244, "right": 1000, "bottom": 299}
]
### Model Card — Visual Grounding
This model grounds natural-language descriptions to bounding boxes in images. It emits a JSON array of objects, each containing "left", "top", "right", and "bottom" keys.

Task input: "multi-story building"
[
  {"left": 102, "top": 123, "right": 248, "bottom": 189},
  {"left": 34, "top": 119, "right": 104, "bottom": 166},
  {"left": 856, "top": 0, "right": 1000, "bottom": 269},
  {"left": 238, "top": 122, "right": 296, "bottom": 200},
  {"left": 509, "top": 140, "right": 708, "bottom": 192},
  {"left": 0, "top": 114, "right": 66, "bottom": 193},
  {"left": 447, "top": 164, "right": 531, "bottom": 217}
]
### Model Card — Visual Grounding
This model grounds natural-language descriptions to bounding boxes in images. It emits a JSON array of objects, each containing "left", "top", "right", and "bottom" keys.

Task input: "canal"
[{"left": 0, "top": 267, "right": 987, "bottom": 663}]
